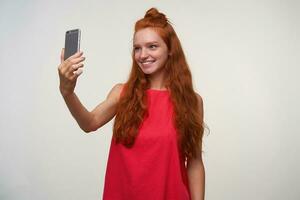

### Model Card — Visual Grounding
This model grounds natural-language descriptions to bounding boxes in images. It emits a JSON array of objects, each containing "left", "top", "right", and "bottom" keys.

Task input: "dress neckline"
[{"left": 146, "top": 88, "right": 169, "bottom": 92}]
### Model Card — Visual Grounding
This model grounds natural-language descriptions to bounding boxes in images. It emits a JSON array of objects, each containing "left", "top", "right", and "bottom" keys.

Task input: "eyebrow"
[{"left": 133, "top": 41, "right": 159, "bottom": 47}]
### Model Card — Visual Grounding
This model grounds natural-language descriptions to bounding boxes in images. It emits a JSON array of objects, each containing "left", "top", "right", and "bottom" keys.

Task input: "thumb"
[{"left": 60, "top": 48, "right": 65, "bottom": 62}]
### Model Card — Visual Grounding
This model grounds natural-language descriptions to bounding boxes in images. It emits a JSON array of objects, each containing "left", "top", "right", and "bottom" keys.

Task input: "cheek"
[
  {"left": 157, "top": 51, "right": 169, "bottom": 63},
  {"left": 134, "top": 53, "right": 139, "bottom": 62}
]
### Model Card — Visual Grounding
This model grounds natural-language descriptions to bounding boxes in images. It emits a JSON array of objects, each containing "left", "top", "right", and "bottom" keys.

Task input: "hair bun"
[{"left": 144, "top": 7, "right": 167, "bottom": 21}]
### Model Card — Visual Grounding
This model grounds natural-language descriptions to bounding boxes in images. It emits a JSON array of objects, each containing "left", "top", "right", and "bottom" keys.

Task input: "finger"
[
  {"left": 71, "top": 62, "right": 84, "bottom": 70},
  {"left": 65, "top": 63, "right": 81, "bottom": 76},
  {"left": 72, "top": 68, "right": 83, "bottom": 77},
  {"left": 60, "top": 48, "right": 65, "bottom": 63},
  {"left": 67, "top": 51, "right": 84, "bottom": 61},
  {"left": 69, "top": 56, "right": 86, "bottom": 64},
  {"left": 62, "top": 55, "right": 84, "bottom": 74}
]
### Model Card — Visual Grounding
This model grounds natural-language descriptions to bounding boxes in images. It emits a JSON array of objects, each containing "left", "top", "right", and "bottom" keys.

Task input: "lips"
[
  {"left": 141, "top": 60, "right": 155, "bottom": 64},
  {"left": 140, "top": 60, "right": 156, "bottom": 68}
]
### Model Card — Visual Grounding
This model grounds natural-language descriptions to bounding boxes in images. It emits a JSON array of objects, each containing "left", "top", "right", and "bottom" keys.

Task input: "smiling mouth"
[{"left": 140, "top": 60, "right": 156, "bottom": 65}]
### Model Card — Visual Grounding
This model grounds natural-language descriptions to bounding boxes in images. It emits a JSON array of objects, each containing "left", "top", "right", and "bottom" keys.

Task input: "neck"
[{"left": 148, "top": 68, "right": 167, "bottom": 90}]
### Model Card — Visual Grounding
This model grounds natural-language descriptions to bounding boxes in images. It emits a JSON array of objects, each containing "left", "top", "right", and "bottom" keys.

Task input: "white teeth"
[{"left": 142, "top": 60, "right": 155, "bottom": 64}]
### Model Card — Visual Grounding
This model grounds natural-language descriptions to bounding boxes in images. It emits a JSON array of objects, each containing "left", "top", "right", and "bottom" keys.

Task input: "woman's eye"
[
  {"left": 149, "top": 45, "right": 157, "bottom": 49},
  {"left": 134, "top": 47, "right": 140, "bottom": 51}
]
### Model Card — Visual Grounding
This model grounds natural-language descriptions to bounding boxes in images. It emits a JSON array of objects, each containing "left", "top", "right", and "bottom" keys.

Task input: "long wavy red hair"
[{"left": 113, "top": 7, "right": 205, "bottom": 160}]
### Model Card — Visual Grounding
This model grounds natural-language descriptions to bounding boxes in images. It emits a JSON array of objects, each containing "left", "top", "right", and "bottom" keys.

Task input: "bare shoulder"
[
  {"left": 195, "top": 92, "right": 203, "bottom": 106},
  {"left": 88, "top": 83, "right": 125, "bottom": 131},
  {"left": 195, "top": 92, "right": 204, "bottom": 118},
  {"left": 106, "top": 83, "right": 125, "bottom": 103}
]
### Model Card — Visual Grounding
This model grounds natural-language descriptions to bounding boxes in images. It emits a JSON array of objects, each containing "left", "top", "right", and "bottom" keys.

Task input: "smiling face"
[{"left": 133, "top": 28, "right": 169, "bottom": 76}]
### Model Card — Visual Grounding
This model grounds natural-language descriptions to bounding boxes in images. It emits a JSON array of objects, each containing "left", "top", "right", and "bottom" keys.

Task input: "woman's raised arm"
[{"left": 58, "top": 48, "right": 124, "bottom": 133}]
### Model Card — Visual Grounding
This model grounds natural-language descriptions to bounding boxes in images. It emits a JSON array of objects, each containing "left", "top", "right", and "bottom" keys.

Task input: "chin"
[
  {"left": 138, "top": 65, "right": 154, "bottom": 74},
  {"left": 141, "top": 69, "right": 154, "bottom": 75}
]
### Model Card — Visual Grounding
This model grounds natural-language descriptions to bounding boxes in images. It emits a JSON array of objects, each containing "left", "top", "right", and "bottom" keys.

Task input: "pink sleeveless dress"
[{"left": 102, "top": 89, "right": 191, "bottom": 200}]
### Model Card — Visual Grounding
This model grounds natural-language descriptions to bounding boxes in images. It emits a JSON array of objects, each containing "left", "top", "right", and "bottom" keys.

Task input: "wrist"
[{"left": 60, "top": 88, "right": 75, "bottom": 99}]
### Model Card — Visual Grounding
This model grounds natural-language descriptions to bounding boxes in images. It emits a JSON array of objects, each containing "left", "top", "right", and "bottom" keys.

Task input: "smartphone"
[{"left": 64, "top": 29, "right": 81, "bottom": 60}]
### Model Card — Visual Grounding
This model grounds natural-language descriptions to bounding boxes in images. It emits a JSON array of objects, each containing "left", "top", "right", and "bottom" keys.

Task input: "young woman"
[{"left": 58, "top": 8, "right": 205, "bottom": 200}]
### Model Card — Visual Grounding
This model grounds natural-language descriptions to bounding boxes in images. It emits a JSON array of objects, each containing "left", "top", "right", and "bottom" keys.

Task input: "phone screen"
[{"left": 64, "top": 29, "right": 81, "bottom": 60}]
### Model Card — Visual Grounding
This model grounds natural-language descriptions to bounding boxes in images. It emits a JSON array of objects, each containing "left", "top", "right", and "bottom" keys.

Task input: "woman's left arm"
[
  {"left": 187, "top": 154, "right": 205, "bottom": 200},
  {"left": 187, "top": 93, "right": 205, "bottom": 200}
]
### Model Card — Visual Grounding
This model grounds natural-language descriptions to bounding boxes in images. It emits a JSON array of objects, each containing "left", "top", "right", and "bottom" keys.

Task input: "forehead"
[{"left": 133, "top": 28, "right": 164, "bottom": 45}]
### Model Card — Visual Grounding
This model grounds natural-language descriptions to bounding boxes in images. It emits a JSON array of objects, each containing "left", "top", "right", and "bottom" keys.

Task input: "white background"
[{"left": 0, "top": 0, "right": 299, "bottom": 199}]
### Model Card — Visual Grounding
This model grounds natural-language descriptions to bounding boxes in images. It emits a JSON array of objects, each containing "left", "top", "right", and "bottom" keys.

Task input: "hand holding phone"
[{"left": 58, "top": 29, "right": 85, "bottom": 97}]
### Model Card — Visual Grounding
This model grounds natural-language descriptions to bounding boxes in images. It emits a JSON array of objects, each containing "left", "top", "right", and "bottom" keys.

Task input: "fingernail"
[{"left": 77, "top": 69, "right": 83, "bottom": 75}]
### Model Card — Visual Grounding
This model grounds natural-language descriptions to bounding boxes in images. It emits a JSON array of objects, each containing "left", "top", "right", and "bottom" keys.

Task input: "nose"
[{"left": 140, "top": 48, "right": 149, "bottom": 59}]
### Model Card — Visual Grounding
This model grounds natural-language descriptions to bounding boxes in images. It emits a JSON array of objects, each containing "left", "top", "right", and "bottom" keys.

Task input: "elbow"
[
  {"left": 82, "top": 127, "right": 93, "bottom": 133},
  {"left": 81, "top": 116, "right": 97, "bottom": 133},
  {"left": 80, "top": 124, "right": 92, "bottom": 133},
  {"left": 82, "top": 123, "right": 98, "bottom": 133}
]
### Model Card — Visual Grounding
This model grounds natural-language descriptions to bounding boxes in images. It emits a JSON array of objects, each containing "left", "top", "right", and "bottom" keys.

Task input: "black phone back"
[{"left": 64, "top": 29, "right": 81, "bottom": 60}]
